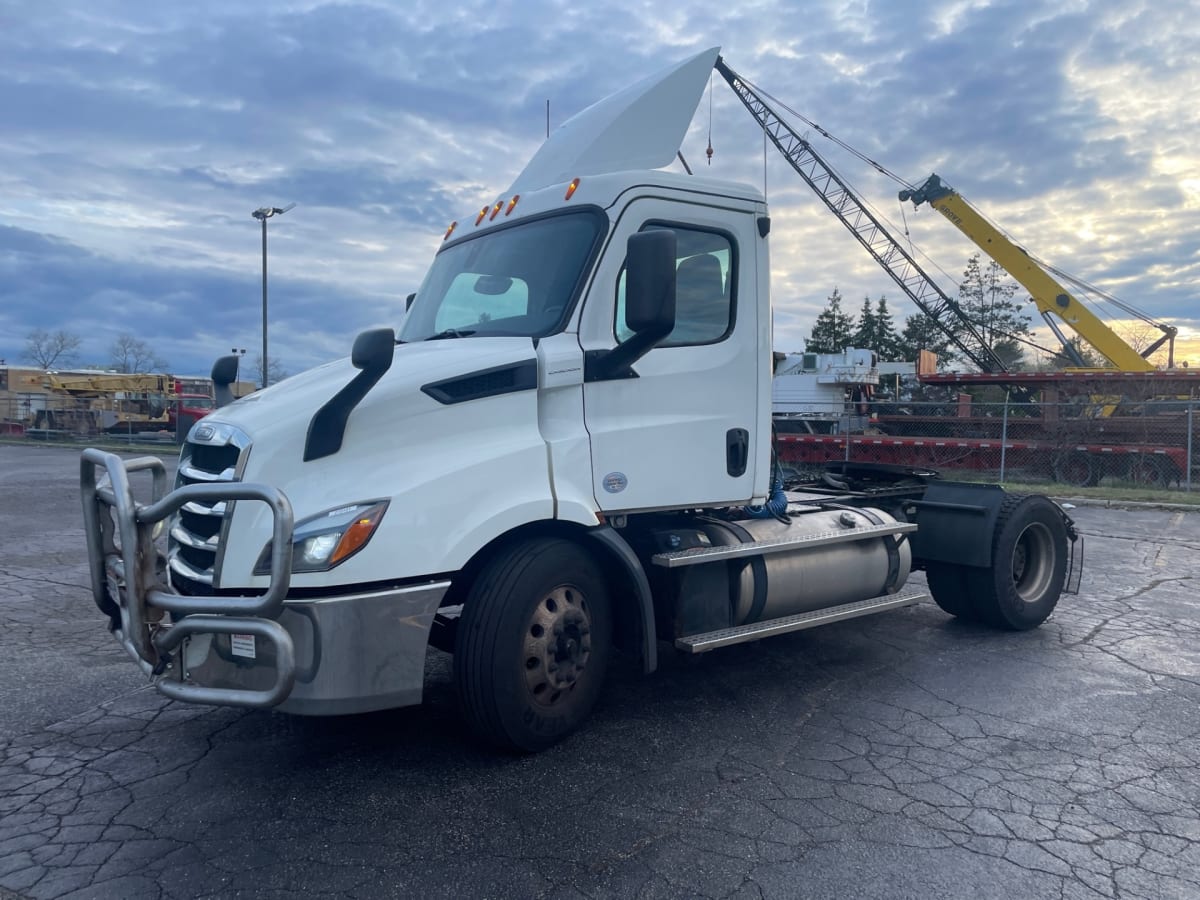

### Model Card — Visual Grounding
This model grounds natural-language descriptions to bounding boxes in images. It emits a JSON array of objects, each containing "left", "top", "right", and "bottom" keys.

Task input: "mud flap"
[{"left": 908, "top": 481, "right": 1006, "bottom": 569}]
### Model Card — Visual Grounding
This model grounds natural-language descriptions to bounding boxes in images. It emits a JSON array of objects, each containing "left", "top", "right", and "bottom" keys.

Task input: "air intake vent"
[{"left": 422, "top": 359, "right": 537, "bottom": 405}]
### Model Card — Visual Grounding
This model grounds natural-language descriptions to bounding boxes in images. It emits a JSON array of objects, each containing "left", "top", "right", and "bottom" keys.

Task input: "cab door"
[{"left": 579, "top": 195, "right": 769, "bottom": 512}]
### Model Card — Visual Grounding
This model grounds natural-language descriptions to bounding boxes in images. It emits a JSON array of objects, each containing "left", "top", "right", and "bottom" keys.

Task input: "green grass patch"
[{"left": 955, "top": 474, "right": 1200, "bottom": 505}]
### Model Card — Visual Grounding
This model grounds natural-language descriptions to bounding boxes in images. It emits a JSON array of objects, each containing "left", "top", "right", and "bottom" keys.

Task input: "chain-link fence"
[
  {"left": 5, "top": 391, "right": 1197, "bottom": 493},
  {"left": 776, "top": 397, "right": 1197, "bottom": 492}
]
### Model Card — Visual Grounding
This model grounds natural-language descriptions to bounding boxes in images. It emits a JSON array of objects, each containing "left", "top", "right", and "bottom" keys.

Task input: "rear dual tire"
[{"left": 926, "top": 495, "right": 1069, "bottom": 631}]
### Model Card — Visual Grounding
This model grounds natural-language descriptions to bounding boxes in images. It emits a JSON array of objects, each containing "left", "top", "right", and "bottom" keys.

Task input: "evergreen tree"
[
  {"left": 957, "top": 254, "right": 1032, "bottom": 369},
  {"left": 875, "top": 298, "right": 900, "bottom": 358},
  {"left": 896, "top": 312, "right": 954, "bottom": 366},
  {"left": 851, "top": 296, "right": 901, "bottom": 358},
  {"left": 850, "top": 296, "right": 877, "bottom": 349},
  {"left": 806, "top": 288, "right": 855, "bottom": 353}
]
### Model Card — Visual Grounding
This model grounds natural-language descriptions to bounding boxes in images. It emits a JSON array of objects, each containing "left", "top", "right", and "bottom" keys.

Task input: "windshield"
[{"left": 400, "top": 209, "right": 606, "bottom": 341}]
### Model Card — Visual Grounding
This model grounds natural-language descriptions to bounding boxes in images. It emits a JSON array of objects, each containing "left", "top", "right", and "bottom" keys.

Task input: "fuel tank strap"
[{"left": 818, "top": 504, "right": 905, "bottom": 594}]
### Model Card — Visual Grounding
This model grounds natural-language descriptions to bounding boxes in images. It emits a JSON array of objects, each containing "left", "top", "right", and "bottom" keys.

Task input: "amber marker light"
[
  {"left": 505, "top": 195, "right": 520, "bottom": 216},
  {"left": 329, "top": 504, "right": 388, "bottom": 567},
  {"left": 489, "top": 200, "right": 504, "bottom": 221},
  {"left": 443, "top": 221, "right": 457, "bottom": 241},
  {"left": 564, "top": 178, "right": 581, "bottom": 201},
  {"left": 475, "top": 206, "right": 489, "bottom": 226}
]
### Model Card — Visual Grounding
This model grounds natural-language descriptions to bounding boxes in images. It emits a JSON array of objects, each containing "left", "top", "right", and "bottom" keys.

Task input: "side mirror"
[
  {"left": 625, "top": 230, "right": 676, "bottom": 335},
  {"left": 305, "top": 327, "right": 396, "bottom": 462},
  {"left": 211, "top": 355, "right": 239, "bottom": 408},
  {"left": 585, "top": 230, "right": 677, "bottom": 382},
  {"left": 352, "top": 327, "right": 396, "bottom": 373}
]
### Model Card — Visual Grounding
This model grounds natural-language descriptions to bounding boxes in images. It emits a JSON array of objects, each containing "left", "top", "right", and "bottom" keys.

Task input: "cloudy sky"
[{"left": 2, "top": 0, "right": 1197, "bottom": 376}]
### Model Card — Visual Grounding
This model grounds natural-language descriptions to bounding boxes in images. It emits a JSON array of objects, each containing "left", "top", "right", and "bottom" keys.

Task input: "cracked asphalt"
[{"left": 2, "top": 443, "right": 1200, "bottom": 899}]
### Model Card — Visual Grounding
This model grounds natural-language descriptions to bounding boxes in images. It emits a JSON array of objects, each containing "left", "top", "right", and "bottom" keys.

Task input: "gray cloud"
[{"left": 1, "top": 0, "right": 1197, "bottom": 373}]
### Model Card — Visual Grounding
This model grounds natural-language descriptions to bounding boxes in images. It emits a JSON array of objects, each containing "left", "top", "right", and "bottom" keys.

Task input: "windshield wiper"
[{"left": 425, "top": 328, "right": 477, "bottom": 341}]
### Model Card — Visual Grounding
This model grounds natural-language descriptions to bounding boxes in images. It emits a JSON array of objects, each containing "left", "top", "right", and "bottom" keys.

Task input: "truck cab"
[{"left": 81, "top": 47, "right": 1078, "bottom": 752}]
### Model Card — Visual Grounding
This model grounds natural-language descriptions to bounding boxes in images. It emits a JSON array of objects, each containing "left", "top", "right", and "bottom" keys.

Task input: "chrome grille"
[{"left": 168, "top": 423, "right": 251, "bottom": 594}]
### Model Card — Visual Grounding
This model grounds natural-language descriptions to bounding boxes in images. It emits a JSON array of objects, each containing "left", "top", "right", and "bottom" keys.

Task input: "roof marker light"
[
  {"left": 505, "top": 195, "right": 520, "bottom": 216},
  {"left": 443, "top": 221, "right": 457, "bottom": 241},
  {"left": 475, "top": 206, "right": 489, "bottom": 226},
  {"left": 489, "top": 200, "right": 504, "bottom": 221},
  {"left": 565, "top": 178, "right": 581, "bottom": 201}
]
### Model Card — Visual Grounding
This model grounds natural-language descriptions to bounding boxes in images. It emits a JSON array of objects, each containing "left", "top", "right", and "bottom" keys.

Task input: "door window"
[{"left": 615, "top": 224, "right": 735, "bottom": 346}]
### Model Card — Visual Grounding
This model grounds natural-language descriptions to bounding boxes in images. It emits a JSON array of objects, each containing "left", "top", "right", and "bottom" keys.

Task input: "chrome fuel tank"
[{"left": 700, "top": 507, "right": 911, "bottom": 625}]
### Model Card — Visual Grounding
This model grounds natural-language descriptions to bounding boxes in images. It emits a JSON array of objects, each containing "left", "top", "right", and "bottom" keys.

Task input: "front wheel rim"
[{"left": 522, "top": 585, "right": 592, "bottom": 708}]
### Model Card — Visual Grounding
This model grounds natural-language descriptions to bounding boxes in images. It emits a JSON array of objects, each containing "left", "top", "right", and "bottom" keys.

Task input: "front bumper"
[
  {"left": 80, "top": 449, "right": 447, "bottom": 714},
  {"left": 182, "top": 582, "right": 449, "bottom": 715}
]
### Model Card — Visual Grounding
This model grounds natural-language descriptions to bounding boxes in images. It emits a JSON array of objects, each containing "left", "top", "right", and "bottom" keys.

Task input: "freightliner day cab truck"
[{"left": 81, "top": 48, "right": 1082, "bottom": 751}]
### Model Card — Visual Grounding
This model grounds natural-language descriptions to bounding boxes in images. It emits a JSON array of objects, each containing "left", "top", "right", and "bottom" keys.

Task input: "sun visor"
[{"left": 508, "top": 47, "right": 720, "bottom": 194}]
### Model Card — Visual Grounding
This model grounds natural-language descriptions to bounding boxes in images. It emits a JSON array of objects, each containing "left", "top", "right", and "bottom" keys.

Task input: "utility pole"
[{"left": 251, "top": 203, "right": 295, "bottom": 388}]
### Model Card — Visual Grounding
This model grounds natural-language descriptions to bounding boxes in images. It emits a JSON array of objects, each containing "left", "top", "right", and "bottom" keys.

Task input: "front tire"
[
  {"left": 967, "top": 495, "right": 1069, "bottom": 630},
  {"left": 454, "top": 538, "right": 612, "bottom": 752}
]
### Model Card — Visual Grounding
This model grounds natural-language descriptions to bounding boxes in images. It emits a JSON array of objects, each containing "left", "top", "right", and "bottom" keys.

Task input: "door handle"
[{"left": 726, "top": 428, "right": 749, "bottom": 477}]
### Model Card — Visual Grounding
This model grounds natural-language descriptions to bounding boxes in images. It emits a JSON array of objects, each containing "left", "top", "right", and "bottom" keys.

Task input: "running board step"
[
  {"left": 652, "top": 522, "right": 916, "bottom": 569},
  {"left": 675, "top": 589, "right": 929, "bottom": 653}
]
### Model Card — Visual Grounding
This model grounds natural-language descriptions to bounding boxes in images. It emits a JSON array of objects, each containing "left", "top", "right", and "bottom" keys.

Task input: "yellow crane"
[
  {"left": 40, "top": 372, "right": 178, "bottom": 433},
  {"left": 899, "top": 174, "right": 1176, "bottom": 371},
  {"left": 44, "top": 373, "right": 177, "bottom": 395}
]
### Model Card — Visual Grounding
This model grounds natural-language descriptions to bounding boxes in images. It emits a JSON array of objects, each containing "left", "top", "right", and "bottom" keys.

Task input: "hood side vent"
[{"left": 422, "top": 359, "right": 538, "bottom": 405}]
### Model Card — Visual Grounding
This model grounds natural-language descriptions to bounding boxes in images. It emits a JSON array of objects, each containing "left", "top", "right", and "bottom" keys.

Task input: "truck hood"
[
  {"left": 191, "top": 335, "right": 560, "bottom": 588},
  {"left": 198, "top": 336, "right": 538, "bottom": 456}
]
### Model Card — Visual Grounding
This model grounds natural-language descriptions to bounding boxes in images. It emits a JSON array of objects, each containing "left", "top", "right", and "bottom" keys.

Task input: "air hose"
[{"left": 744, "top": 452, "right": 790, "bottom": 523}]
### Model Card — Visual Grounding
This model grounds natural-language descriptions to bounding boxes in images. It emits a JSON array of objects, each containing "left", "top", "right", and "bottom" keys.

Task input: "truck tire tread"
[
  {"left": 454, "top": 537, "right": 611, "bottom": 752},
  {"left": 967, "top": 495, "right": 1068, "bottom": 631},
  {"left": 925, "top": 563, "right": 979, "bottom": 621}
]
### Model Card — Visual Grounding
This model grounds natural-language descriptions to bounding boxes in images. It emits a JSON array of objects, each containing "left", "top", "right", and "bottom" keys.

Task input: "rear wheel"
[
  {"left": 454, "top": 538, "right": 611, "bottom": 752},
  {"left": 924, "top": 563, "right": 979, "bottom": 621},
  {"left": 1053, "top": 451, "right": 1098, "bottom": 487},
  {"left": 967, "top": 495, "right": 1068, "bottom": 630},
  {"left": 1125, "top": 455, "right": 1169, "bottom": 487}
]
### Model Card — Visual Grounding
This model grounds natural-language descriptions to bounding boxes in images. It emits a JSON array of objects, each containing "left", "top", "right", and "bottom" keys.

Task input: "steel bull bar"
[{"left": 80, "top": 449, "right": 297, "bottom": 708}]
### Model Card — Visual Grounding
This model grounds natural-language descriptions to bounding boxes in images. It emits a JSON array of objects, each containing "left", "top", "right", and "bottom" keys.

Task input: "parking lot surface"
[{"left": 1, "top": 443, "right": 1199, "bottom": 899}]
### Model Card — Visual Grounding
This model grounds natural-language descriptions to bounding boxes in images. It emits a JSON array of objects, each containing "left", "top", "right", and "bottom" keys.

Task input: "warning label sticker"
[{"left": 230, "top": 634, "right": 256, "bottom": 659}]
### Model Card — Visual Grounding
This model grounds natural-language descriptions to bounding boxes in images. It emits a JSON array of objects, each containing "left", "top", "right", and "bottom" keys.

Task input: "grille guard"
[{"left": 81, "top": 449, "right": 298, "bottom": 708}]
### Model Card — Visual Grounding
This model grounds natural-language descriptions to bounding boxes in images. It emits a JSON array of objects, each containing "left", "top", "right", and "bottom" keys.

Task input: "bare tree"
[
  {"left": 1115, "top": 322, "right": 1177, "bottom": 367},
  {"left": 252, "top": 354, "right": 289, "bottom": 387},
  {"left": 24, "top": 328, "right": 82, "bottom": 369},
  {"left": 109, "top": 334, "right": 169, "bottom": 374}
]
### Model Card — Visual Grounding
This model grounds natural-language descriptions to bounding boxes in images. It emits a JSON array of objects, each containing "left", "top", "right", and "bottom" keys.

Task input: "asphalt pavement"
[{"left": 2, "top": 443, "right": 1199, "bottom": 899}]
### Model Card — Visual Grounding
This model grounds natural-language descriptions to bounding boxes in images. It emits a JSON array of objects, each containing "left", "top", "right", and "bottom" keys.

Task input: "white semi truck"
[{"left": 80, "top": 48, "right": 1081, "bottom": 751}]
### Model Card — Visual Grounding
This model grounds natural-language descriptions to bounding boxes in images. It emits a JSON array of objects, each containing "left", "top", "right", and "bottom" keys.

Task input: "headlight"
[{"left": 254, "top": 500, "right": 389, "bottom": 574}]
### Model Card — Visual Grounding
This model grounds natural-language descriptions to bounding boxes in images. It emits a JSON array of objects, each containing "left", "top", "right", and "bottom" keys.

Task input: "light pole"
[{"left": 251, "top": 203, "right": 295, "bottom": 388}]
